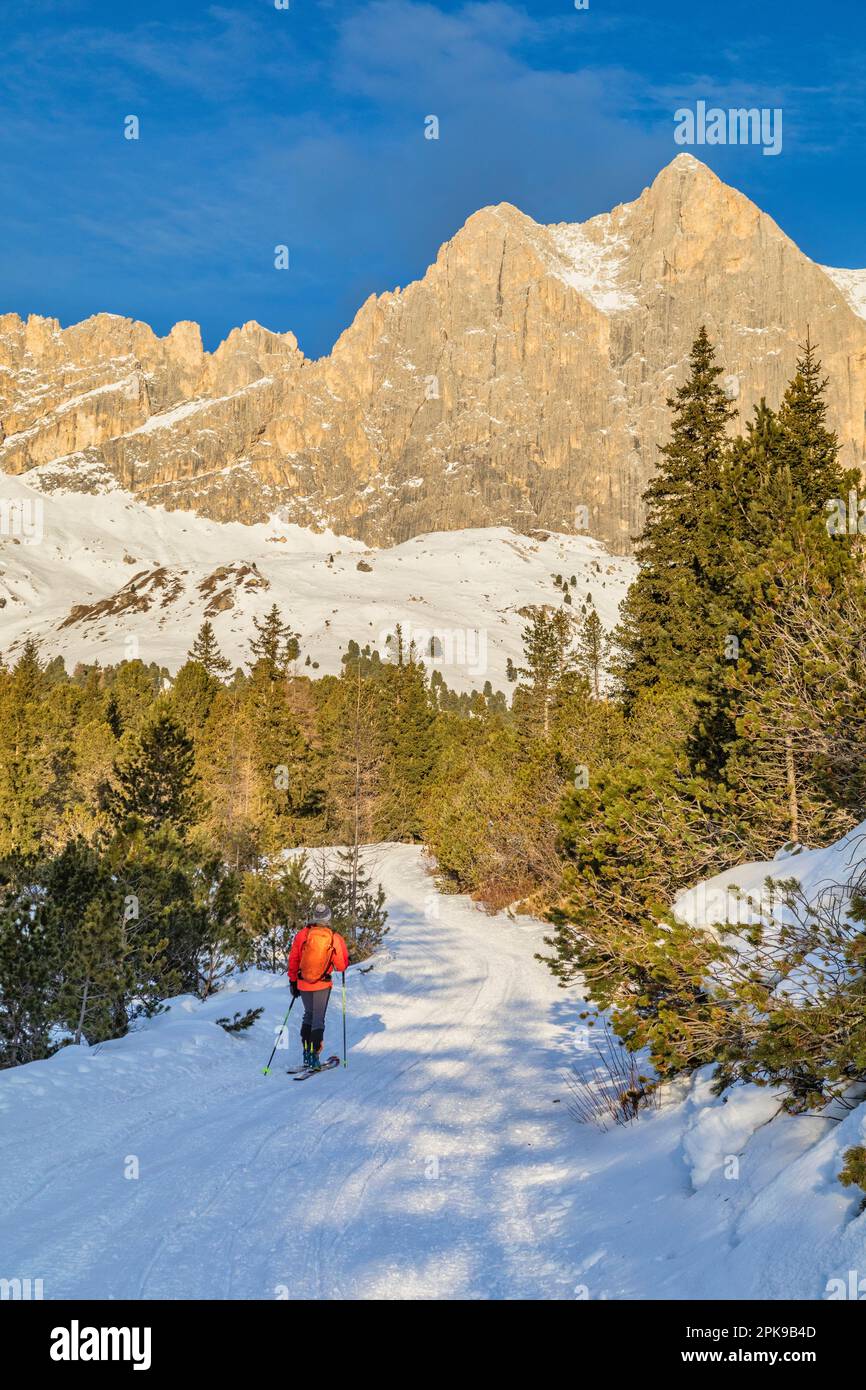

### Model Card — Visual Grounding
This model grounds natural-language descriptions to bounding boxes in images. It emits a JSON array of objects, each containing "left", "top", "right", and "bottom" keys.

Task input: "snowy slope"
[
  {"left": 1, "top": 843, "right": 864, "bottom": 1301},
  {"left": 673, "top": 822, "right": 866, "bottom": 968},
  {"left": 821, "top": 264, "right": 866, "bottom": 320},
  {"left": 0, "top": 468, "right": 634, "bottom": 693},
  {"left": 548, "top": 216, "right": 637, "bottom": 315}
]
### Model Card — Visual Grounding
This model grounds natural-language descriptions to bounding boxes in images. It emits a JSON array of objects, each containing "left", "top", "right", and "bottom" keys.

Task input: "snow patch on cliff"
[
  {"left": 547, "top": 217, "right": 637, "bottom": 314},
  {"left": 821, "top": 265, "right": 866, "bottom": 320}
]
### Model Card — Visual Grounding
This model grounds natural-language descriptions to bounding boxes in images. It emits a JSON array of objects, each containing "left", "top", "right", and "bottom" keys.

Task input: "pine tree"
[
  {"left": 315, "top": 848, "right": 389, "bottom": 962},
  {"left": 105, "top": 660, "right": 161, "bottom": 735},
  {"left": 188, "top": 620, "right": 232, "bottom": 678},
  {"left": 245, "top": 671, "right": 321, "bottom": 850},
  {"left": 12, "top": 639, "right": 46, "bottom": 700},
  {"left": 105, "top": 821, "right": 213, "bottom": 1001},
  {"left": 240, "top": 856, "right": 314, "bottom": 972},
  {"left": 193, "top": 856, "right": 242, "bottom": 999},
  {"left": 104, "top": 691, "right": 122, "bottom": 739},
  {"left": 48, "top": 842, "right": 130, "bottom": 1045},
  {"left": 515, "top": 606, "right": 579, "bottom": 739},
  {"left": 688, "top": 356, "right": 865, "bottom": 854},
  {"left": 319, "top": 649, "right": 385, "bottom": 844},
  {"left": 376, "top": 653, "right": 437, "bottom": 840},
  {"left": 0, "top": 651, "right": 63, "bottom": 857},
  {"left": 111, "top": 708, "right": 197, "bottom": 833},
  {"left": 0, "top": 863, "right": 62, "bottom": 1066},
  {"left": 169, "top": 660, "right": 220, "bottom": 732},
  {"left": 615, "top": 328, "right": 737, "bottom": 704},
  {"left": 195, "top": 687, "right": 262, "bottom": 871},
  {"left": 61, "top": 714, "right": 118, "bottom": 845},
  {"left": 248, "top": 605, "right": 299, "bottom": 680},
  {"left": 776, "top": 335, "right": 855, "bottom": 514},
  {"left": 574, "top": 600, "right": 606, "bottom": 699}
]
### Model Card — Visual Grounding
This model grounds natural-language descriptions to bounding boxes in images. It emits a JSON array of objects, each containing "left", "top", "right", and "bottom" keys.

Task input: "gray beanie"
[{"left": 310, "top": 902, "right": 332, "bottom": 924}]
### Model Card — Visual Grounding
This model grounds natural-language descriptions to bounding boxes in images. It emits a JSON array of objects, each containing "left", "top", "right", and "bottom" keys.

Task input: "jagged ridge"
[{"left": 1, "top": 155, "right": 864, "bottom": 553}]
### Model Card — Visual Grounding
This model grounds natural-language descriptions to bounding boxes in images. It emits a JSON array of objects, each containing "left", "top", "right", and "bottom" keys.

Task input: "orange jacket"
[{"left": 288, "top": 925, "right": 349, "bottom": 992}]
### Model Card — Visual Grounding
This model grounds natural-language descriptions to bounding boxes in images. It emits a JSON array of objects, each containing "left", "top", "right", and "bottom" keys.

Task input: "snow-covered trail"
[
  {"left": 0, "top": 846, "right": 586, "bottom": 1300},
  {"left": 2, "top": 843, "right": 865, "bottom": 1301}
]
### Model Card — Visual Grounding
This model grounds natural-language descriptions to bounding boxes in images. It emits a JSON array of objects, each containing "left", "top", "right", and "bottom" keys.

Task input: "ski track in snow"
[{"left": 2, "top": 843, "right": 865, "bottom": 1301}]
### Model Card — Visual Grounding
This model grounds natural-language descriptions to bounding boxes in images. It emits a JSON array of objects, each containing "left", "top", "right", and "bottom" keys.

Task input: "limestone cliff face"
[{"left": 2, "top": 155, "right": 864, "bottom": 551}]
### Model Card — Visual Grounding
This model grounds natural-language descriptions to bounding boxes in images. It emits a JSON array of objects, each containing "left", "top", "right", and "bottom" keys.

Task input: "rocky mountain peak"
[{"left": 1, "top": 159, "right": 864, "bottom": 551}]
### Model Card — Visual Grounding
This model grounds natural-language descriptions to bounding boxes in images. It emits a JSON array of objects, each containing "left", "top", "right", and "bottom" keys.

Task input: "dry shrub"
[{"left": 564, "top": 1017, "right": 659, "bottom": 1131}]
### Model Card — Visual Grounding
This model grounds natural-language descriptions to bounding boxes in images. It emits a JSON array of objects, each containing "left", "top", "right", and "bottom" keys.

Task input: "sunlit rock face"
[{"left": 2, "top": 155, "right": 864, "bottom": 553}]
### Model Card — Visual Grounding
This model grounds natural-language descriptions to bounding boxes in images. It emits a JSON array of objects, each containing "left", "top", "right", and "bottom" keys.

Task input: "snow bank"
[
  {"left": 681, "top": 1069, "right": 782, "bottom": 1189},
  {"left": 2, "top": 841, "right": 866, "bottom": 1300}
]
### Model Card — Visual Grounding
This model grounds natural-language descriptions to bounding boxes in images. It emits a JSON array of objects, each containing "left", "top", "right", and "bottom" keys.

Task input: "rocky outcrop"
[{"left": 2, "top": 155, "right": 864, "bottom": 552}]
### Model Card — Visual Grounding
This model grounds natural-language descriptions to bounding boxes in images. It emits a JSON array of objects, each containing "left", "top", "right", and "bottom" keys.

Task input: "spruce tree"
[
  {"left": 515, "top": 606, "right": 579, "bottom": 739},
  {"left": 169, "top": 660, "right": 220, "bottom": 732},
  {"left": 248, "top": 605, "right": 299, "bottom": 680},
  {"left": 316, "top": 848, "right": 389, "bottom": 961},
  {"left": 615, "top": 328, "right": 737, "bottom": 704},
  {"left": 574, "top": 600, "right": 606, "bottom": 699},
  {"left": 692, "top": 506, "right": 866, "bottom": 856},
  {"left": 111, "top": 708, "right": 197, "bottom": 833},
  {"left": 689, "top": 354, "right": 864, "bottom": 853},
  {"left": 12, "top": 639, "right": 46, "bottom": 700},
  {"left": 377, "top": 654, "right": 437, "bottom": 840},
  {"left": 0, "top": 864, "right": 61, "bottom": 1066},
  {"left": 188, "top": 619, "right": 232, "bottom": 678},
  {"left": 776, "top": 335, "right": 856, "bottom": 514}
]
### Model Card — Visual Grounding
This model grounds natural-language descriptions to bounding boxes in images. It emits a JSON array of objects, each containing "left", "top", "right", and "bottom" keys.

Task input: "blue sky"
[{"left": 1, "top": 0, "right": 863, "bottom": 357}]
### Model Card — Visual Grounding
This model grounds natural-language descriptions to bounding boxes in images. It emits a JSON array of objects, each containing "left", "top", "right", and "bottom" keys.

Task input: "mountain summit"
[{"left": 2, "top": 156, "right": 864, "bottom": 553}]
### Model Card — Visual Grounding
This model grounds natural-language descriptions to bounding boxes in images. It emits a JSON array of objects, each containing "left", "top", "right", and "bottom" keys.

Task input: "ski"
[
  {"left": 291, "top": 1055, "right": 341, "bottom": 1081},
  {"left": 286, "top": 1054, "right": 340, "bottom": 1075}
]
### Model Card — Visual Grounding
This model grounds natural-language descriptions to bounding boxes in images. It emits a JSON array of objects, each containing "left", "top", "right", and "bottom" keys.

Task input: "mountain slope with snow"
[
  {"left": 1, "top": 843, "right": 864, "bottom": 1301},
  {"left": 821, "top": 265, "right": 866, "bottom": 321},
  {"left": 0, "top": 468, "right": 634, "bottom": 692}
]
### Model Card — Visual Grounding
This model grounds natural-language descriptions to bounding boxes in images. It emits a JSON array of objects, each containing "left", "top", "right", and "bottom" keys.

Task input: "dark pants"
[{"left": 300, "top": 987, "right": 332, "bottom": 1055}]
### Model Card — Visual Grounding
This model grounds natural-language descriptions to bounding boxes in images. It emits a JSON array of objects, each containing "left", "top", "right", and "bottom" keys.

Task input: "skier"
[{"left": 288, "top": 903, "right": 349, "bottom": 1071}]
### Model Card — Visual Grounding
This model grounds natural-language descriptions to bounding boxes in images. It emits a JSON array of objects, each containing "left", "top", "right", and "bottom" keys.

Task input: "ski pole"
[
  {"left": 262, "top": 995, "right": 296, "bottom": 1075},
  {"left": 341, "top": 971, "right": 347, "bottom": 1068}
]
